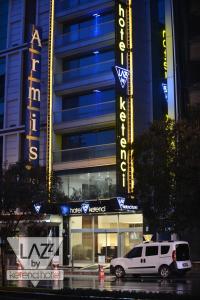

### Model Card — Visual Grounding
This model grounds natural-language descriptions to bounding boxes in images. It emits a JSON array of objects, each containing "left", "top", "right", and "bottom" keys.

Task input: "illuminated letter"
[
  {"left": 121, "top": 53, "right": 124, "bottom": 65},
  {"left": 29, "top": 147, "right": 38, "bottom": 160},
  {"left": 31, "top": 29, "right": 42, "bottom": 47},
  {"left": 28, "top": 87, "right": 41, "bottom": 101},
  {"left": 120, "top": 138, "right": 127, "bottom": 148},
  {"left": 163, "top": 39, "right": 166, "bottom": 48},
  {"left": 119, "top": 3, "right": 125, "bottom": 18},
  {"left": 121, "top": 123, "right": 125, "bottom": 136},
  {"left": 120, "top": 161, "right": 126, "bottom": 172},
  {"left": 120, "top": 111, "right": 126, "bottom": 122},
  {"left": 120, "top": 97, "right": 126, "bottom": 111},
  {"left": 119, "top": 41, "right": 125, "bottom": 52},
  {"left": 120, "top": 28, "right": 124, "bottom": 40},
  {"left": 119, "top": 18, "right": 125, "bottom": 28},
  {"left": 162, "top": 30, "right": 166, "bottom": 38},
  {"left": 121, "top": 149, "right": 126, "bottom": 160},
  {"left": 32, "top": 58, "right": 40, "bottom": 71},
  {"left": 122, "top": 174, "right": 126, "bottom": 187},
  {"left": 30, "top": 113, "right": 37, "bottom": 132}
]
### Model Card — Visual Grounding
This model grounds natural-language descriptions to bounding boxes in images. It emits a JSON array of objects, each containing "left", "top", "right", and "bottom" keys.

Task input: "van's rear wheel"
[
  {"left": 115, "top": 266, "right": 125, "bottom": 278},
  {"left": 159, "top": 265, "right": 170, "bottom": 278}
]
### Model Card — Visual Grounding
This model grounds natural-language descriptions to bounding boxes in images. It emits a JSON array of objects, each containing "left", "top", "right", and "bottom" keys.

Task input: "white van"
[{"left": 110, "top": 241, "right": 191, "bottom": 278}]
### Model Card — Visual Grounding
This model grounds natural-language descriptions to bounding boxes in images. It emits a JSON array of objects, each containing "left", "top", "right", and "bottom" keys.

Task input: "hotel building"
[{"left": 1, "top": 0, "right": 198, "bottom": 264}]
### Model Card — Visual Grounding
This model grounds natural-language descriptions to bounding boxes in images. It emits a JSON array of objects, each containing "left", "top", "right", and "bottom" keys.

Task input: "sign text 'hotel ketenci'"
[
  {"left": 24, "top": 26, "right": 42, "bottom": 165},
  {"left": 113, "top": 0, "right": 129, "bottom": 197}
]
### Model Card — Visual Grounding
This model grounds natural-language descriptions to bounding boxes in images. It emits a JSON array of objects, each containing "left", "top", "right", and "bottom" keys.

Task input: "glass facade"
[
  {"left": 55, "top": 50, "right": 114, "bottom": 85},
  {"left": 55, "top": 0, "right": 108, "bottom": 12},
  {"left": 150, "top": 0, "right": 168, "bottom": 119},
  {"left": 63, "top": 50, "right": 114, "bottom": 71},
  {"left": 0, "top": 0, "right": 8, "bottom": 50},
  {"left": 53, "top": 129, "right": 116, "bottom": 163},
  {"left": 63, "top": 11, "right": 114, "bottom": 35},
  {"left": 0, "top": 58, "right": 5, "bottom": 129},
  {"left": 62, "top": 129, "right": 115, "bottom": 149},
  {"left": 0, "top": 136, "right": 2, "bottom": 169},
  {"left": 59, "top": 168, "right": 116, "bottom": 201},
  {"left": 54, "top": 89, "right": 116, "bottom": 123},
  {"left": 24, "top": 0, "right": 37, "bottom": 42},
  {"left": 70, "top": 214, "right": 143, "bottom": 264},
  {"left": 62, "top": 89, "right": 115, "bottom": 110}
]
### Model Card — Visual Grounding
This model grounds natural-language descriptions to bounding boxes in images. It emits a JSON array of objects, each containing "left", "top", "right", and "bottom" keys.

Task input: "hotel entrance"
[{"left": 69, "top": 214, "right": 143, "bottom": 266}]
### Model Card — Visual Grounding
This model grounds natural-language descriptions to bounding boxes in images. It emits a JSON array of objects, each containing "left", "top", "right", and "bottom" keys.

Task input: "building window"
[
  {"left": 53, "top": 89, "right": 116, "bottom": 122},
  {"left": 62, "top": 89, "right": 115, "bottom": 110},
  {"left": 24, "top": 0, "right": 37, "bottom": 42},
  {"left": 21, "top": 51, "right": 28, "bottom": 124},
  {"left": 63, "top": 50, "right": 114, "bottom": 71},
  {"left": 62, "top": 11, "right": 114, "bottom": 41},
  {"left": 0, "top": 0, "right": 8, "bottom": 50},
  {"left": 59, "top": 168, "right": 116, "bottom": 201},
  {"left": 62, "top": 129, "right": 115, "bottom": 150},
  {"left": 0, "top": 58, "right": 5, "bottom": 129}
]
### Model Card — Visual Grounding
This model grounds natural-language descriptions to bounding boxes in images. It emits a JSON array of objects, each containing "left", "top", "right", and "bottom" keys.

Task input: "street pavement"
[{"left": 4, "top": 269, "right": 200, "bottom": 297}]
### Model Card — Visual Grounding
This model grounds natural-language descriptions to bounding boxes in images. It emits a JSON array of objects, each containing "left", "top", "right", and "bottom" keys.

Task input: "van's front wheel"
[
  {"left": 115, "top": 266, "right": 125, "bottom": 278},
  {"left": 159, "top": 265, "right": 170, "bottom": 278}
]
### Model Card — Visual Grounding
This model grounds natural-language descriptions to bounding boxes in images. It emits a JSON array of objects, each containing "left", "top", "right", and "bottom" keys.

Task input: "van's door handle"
[
  {"left": 143, "top": 258, "right": 146, "bottom": 263},
  {"left": 140, "top": 258, "right": 144, "bottom": 263}
]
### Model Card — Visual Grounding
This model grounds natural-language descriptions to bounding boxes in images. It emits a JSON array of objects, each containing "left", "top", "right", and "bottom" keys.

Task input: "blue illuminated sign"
[
  {"left": 60, "top": 205, "right": 70, "bottom": 216},
  {"left": 34, "top": 203, "right": 41, "bottom": 213},
  {"left": 24, "top": 25, "right": 42, "bottom": 165},
  {"left": 114, "top": 66, "right": 129, "bottom": 89},
  {"left": 162, "top": 83, "right": 168, "bottom": 100},
  {"left": 59, "top": 198, "right": 137, "bottom": 216}
]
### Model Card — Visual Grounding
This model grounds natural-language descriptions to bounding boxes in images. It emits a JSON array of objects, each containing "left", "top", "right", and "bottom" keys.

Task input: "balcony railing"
[
  {"left": 55, "top": 20, "right": 114, "bottom": 47},
  {"left": 54, "top": 101, "right": 115, "bottom": 124},
  {"left": 55, "top": 0, "right": 109, "bottom": 12},
  {"left": 53, "top": 143, "right": 116, "bottom": 163},
  {"left": 54, "top": 59, "right": 114, "bottom": 85}
]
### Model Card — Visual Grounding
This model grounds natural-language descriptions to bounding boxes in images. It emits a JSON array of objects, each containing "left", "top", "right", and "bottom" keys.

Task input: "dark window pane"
[
  {"left": 161, "top": 245, "right": 170, "bottom": 255},
  {"left": 0, "top": 0, "right": 8, "bottom": 50},
  {"left": 0, "top": 58, "right": 5, "bottom": 129},
  {"left": 62, "top": 129, "right": 115, "bottom": 150},
  {"left": 24, "top": 0, "right": 36, "bottom": 42},
  {"left": 125, "top": 247, "right": 142, "bottom": 258},
  {"left": 0, "top": 136, "right": 3, "bottom": 169},
  {"left": 62, "top": 89, "right": 115, "bottom": 109},
  {"left": 63, "top": 50, "right": 114, "bottom": 71},
  {"left": 176, "top": 244, "right": 190, "bottom": 261},
  {"left": 145, "top": 246, "right": 158, "bottom": 256}
]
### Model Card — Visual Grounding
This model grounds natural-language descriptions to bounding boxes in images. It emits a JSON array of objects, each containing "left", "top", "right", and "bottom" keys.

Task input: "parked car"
[{"left": 110, "top": 241, "right": 192, "bottom": 278}]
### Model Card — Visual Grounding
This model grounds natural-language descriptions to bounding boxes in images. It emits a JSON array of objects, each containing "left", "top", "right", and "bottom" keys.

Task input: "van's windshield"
[{"left": 176, "top": 244, "right": 190, "bottom": 261}]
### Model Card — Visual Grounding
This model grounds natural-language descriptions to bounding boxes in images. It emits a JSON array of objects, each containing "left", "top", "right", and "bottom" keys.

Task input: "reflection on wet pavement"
[{"left": 6, "top": 275, "right": 200, "bottom": 296}]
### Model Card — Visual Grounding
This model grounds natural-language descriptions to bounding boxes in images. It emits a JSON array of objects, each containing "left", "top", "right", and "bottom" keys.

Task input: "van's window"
[
  {"left": 145, "top": 246, "right": 158, "bottom": 256},
  {"left": 176, "top": 244, "right": 190, "bottom": 261},
  {"left": 125, "top": 247, "right": 142, "bottom": 258},
  {"left": 161, "top": 245, "right": 170, "bottom": 255}
]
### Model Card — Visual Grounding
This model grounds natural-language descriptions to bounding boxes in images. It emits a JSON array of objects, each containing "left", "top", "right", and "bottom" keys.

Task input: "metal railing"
[
  {"left": 54, "top": 100, "right": 115, "bottom": 124},
  {"left": 55, "top": 20, "right": 114, "bottom": 47},
  {"left": 53, "top": 143, "right": 116, "bottom": 163},
  {"left": 54, "top": 59, "right": 114, "bottom": 85}
]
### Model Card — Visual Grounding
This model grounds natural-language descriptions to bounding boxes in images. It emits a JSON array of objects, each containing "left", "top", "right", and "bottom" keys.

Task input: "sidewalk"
[{"left": 61, "top": 261, "right": 200, "bottom": 277}]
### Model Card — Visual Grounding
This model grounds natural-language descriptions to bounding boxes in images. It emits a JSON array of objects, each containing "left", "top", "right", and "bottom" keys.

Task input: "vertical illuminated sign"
[
  {"left": 161, "top": 29, "right": 168, "bottom": 101},
  {"left": 113, "top": 0, "right": 129, "bottom": 197},
  {"left": 24, "top": 25, "right": 42, "bottom": 165}
]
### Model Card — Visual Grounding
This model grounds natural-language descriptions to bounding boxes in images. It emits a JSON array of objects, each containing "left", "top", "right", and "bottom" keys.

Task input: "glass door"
[
  {"left": 94, "top": 232, "right": 118, "bottom": 263},
  {"left": 119, "top": 231, "right": 143, "bottom": 257}
]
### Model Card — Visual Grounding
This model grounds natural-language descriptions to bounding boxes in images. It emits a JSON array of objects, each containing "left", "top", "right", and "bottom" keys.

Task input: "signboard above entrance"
[{"left": 58, "top": 198, "right": 138, "bottom": 216}]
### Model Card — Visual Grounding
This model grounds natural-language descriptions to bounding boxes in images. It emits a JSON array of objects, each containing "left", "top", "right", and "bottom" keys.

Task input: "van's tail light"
[{"left": 172, "top": 250, "right": 176, "bottom": 262}]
